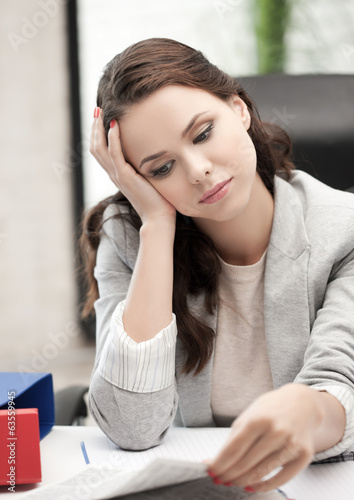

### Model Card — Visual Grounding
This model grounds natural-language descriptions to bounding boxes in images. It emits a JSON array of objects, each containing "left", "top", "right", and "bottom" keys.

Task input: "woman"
[{"left": 82, "top": 38, "right": 354, "bottom": 493}]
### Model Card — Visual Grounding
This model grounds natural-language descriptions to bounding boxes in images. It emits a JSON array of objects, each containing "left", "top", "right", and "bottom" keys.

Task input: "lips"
[{"left": 199, "top": 178, "right": 232, "bottom": 203}]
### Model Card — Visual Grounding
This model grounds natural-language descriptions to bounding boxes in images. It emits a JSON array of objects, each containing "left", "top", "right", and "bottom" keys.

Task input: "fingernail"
[
  {"left": 93, "top": 107, "right": 100, "bottom": 118},
  {"left": 224, "top": 481, "right": 232, "bottom": 487},
  {"left": 212, "top": 477, "right": 223, "bottom": 485},
  {"left": 244, "top": 486, "right": 255, "bottom": 493},
  {"left": 110, "top": 119, "right": 115, "bottom": 128},
  {"left": 207, "top": 470, "right": 217, "bottom": 478}
]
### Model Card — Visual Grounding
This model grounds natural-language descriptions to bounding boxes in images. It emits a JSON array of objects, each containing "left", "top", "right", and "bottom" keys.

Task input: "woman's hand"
[
  {"left": 208, "top": 384, "right": 330, "bottom": 492},
  {"left": 90, "top": 109, "right": 176, "bottom": 226}
]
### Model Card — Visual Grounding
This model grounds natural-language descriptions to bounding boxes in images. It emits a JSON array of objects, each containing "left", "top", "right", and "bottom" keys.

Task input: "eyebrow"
[{"left": 139, "top": 111, "right": 210, "bottom": 170}]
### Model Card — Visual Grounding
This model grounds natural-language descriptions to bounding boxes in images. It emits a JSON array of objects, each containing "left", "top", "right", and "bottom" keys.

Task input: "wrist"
[
  {"left": 307, "top": 386, "right": 346, "bottom": 452},
  {"left": 140, "top": 217, "right": 176, "bottom": 238},
  {"left": 274, "top": 383, "right": 325, "bottom": 433}
]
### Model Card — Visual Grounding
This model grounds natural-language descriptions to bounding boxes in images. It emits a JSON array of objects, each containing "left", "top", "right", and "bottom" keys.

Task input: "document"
[
  {"left": 21, "top": 427, "right": 286, "bottom": 499},
  {"left": 21, "top": 458, "right": 285, "bottom": 500}
]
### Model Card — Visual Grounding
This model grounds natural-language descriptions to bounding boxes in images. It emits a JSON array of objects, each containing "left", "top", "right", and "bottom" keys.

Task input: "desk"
[
  {"left": 0, "top": 426, "right": 94, "bottom": 497},
  {"left": 0, "top": 426, "right": 353, "bottom": 499}
]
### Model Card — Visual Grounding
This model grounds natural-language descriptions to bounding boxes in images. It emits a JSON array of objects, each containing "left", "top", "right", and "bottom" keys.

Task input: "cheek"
[
  {"left": 240, "top": 134, "right": 257, "bottom": 166},
  {"left": 222, "top": 131, "right": 256, "bottom": 172},
  {"left": 209, "top": 123, "right": 252, "bottom": 162}
]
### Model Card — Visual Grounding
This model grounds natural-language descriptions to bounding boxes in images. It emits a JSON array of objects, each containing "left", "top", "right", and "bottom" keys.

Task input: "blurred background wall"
[
  {"left": 1, "top": 0, "right": 353, "bottom": 395},
  {"left": 0, "top": 1, "right": 86, "bottom": 390}
]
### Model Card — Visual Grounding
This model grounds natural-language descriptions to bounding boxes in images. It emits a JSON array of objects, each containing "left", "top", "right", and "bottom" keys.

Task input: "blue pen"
[{"left": 80, "top": 440, "right": 90, "bottom": 464}]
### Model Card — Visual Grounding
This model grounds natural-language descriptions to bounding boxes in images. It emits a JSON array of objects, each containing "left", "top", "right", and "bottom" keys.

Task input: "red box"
[{"left": 0, "top": 408, "right": 41, "bottom": 486}]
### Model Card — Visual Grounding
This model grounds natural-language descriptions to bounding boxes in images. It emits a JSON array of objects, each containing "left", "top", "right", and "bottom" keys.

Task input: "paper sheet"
[
  {"left": 83, "top": 427, "right": 232, "bottom": 469},
  {"left": 21, "top": 459, "right": 285, "bottom": 500},
  {"left": 282, "top": 461, "right": 354, "bottom": 500},
  {"left": 21, "top": 427, "right": 285, "bottom": 499}
]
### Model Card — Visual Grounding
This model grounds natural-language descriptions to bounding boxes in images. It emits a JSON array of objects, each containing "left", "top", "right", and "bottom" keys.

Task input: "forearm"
[
  {"left": 311, "top": 388, "right": 346, "bottom": 453},
  {"left": 89, "top": 370, "right": 178, "bottom": 450},
  {"left": 123, "top": 219, "right": 176, "bottom": 342}
]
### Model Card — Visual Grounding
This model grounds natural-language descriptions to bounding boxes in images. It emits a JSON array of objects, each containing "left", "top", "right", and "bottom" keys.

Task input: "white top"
[{"left": 211, "top": 249, "right": 273, "bottom": 426}]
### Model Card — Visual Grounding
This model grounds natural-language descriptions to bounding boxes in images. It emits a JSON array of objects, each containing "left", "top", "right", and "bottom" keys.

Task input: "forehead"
[{"left": 123, "top": 85, "right": 225, "bottom": 126}]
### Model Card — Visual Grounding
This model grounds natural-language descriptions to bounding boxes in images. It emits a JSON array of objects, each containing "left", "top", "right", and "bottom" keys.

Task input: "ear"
[{"left": 229, "top": 95, "right": 251, "bottom": 130}]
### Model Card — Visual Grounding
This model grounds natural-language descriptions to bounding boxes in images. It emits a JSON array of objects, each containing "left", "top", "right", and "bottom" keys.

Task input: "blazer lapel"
[{"left": 264, "top": 175, "right": 311, "bottom": 388}]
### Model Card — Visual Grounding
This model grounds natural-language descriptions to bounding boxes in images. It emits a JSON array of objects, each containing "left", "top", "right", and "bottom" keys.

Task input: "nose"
[{"left": 183, "top": 151, "right": 213, "bottom": 183}]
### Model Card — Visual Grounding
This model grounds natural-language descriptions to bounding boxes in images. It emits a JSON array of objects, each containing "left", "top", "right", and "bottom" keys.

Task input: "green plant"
[{"left": 255, "top": 0, "right": 291, "bottom": 73}]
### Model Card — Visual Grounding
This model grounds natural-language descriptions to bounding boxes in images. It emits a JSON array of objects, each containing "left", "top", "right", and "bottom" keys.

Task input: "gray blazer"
[{"left": 88, "top": 170, "right": 354, "bottom": 458}]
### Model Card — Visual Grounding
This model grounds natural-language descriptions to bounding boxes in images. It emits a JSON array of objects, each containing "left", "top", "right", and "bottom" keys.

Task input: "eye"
[
  {"left": 193, "top": 122, "right": 214, "bottom": 144},
  {"left": 151, "top": 160, "right": 174, "bottom": 178}
]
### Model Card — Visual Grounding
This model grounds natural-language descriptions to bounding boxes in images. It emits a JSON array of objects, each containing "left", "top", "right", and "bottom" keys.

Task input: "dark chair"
[
  {"left": 55, "top": 74, "right": 354, "bottom": 425},
  {"left": 238, "top": 74, "right": 354, "bottom": 191},
  {"left": 54, "top": 384, "right": 89, "bottom": 425}
]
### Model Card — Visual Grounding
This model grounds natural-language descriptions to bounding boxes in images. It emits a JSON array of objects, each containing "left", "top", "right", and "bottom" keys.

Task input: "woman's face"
[{"left": 119, "top": 85, "right": 257, "bottom": 222}]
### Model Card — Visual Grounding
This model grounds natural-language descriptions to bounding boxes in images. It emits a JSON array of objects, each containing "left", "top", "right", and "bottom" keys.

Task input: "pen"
[{"left": 80, "top": 440, "right": 90, "bottom": 464}]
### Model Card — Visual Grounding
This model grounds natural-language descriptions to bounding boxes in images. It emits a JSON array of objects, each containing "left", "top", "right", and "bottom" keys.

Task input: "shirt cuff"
[
  {"left": 98, "top": 300, "right": 177, "bottom": 393},
  {"left": 310, "top": 384, "right": 354, "bottom": 461}
]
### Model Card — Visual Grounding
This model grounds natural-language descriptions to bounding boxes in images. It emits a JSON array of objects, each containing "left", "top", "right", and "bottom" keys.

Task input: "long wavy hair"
[{"left": 80, "top": 38, "right": 295, "bottom": 374}]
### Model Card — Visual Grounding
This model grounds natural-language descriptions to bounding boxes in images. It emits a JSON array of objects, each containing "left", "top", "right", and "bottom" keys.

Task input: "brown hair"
[{"left": 80, "top": 38, "right": 295, "bottom": 374}]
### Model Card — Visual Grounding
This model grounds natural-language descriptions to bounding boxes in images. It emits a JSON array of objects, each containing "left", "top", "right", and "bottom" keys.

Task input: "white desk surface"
[
  {"left": 1, "top": 425, "right": 354, "bottom": 499},
  {"left": 0, "top": 426, "right": 100, "bottom": 497}
]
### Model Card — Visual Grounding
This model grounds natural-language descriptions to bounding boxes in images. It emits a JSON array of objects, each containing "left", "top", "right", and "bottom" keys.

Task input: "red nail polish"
[
  {"left": 244, "top": 486, "right": 255, "bottom": 493},
  {"left": 224, "top": 481, "right": 232, "bottom": 487},
  {"left": 213, "top": 477, "right": 223, "bottom": 485},
  {"left": 207, "top": 470, "right": 216, "bottom": 478},
  {"left": 110, "top": 119, "right": 115, "bottom": 128},
  {"left": 93, "top": 107, "right": 99, "bottom": 118}
]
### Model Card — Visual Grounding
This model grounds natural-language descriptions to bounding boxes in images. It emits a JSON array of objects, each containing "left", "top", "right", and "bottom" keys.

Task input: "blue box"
[{"left": 0, "top": 372, "right": 54, "bottom": 439}]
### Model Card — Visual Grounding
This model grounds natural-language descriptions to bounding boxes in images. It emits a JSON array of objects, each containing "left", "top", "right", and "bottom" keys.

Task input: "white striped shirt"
[{"left": 98, "top": 300, "right": 177, "bottom": 393}]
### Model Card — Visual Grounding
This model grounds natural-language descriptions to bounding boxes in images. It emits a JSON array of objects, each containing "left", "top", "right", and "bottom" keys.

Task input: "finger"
[
  {"left": 215, "top": 430, "right": 288, "bottom": 484},
  {"left": 89, "top": 109, "right": 100, "bottom": 159},
  {"left": 248, "top": 453, "right": 313, "bottom": 493},
  {"left": 210, "top": 421, "right": 264, "bottom": 477},
  {"left": 227, "top": 439, "right": 300, "bottom": 487},
  {"left": 94, "top": 113, "right": 119, "bottom": 177},
  {"left": 89, "top": 108, "right": 114, "bottom": 172},
  {"left": 107, "top": 120, "right": 133, "bottom": 184}
]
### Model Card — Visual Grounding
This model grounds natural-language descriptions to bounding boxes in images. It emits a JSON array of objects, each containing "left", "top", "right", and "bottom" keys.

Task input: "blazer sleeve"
[
  {"left": 294, "top": 247, "right": 354, "bottom": 460},
  {"left": 88, "top": 209, "right": 179, "bottom": 450}
]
